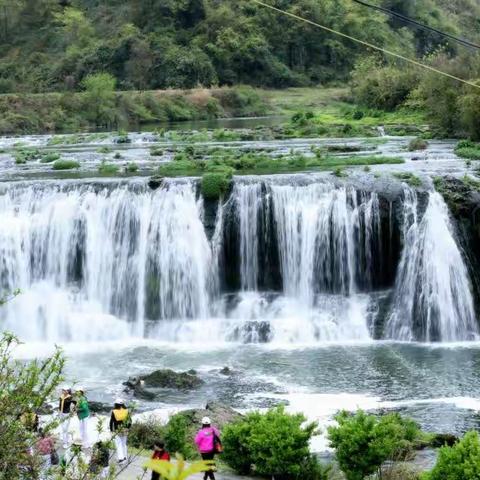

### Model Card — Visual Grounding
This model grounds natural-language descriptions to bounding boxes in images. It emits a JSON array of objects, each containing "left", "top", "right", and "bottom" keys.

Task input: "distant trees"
[
  {"left": 81, "top": 73, "right": 117, "bottom": 126},
  {"left": 0, "top": 0, "right": 478, "bottom": 93}
]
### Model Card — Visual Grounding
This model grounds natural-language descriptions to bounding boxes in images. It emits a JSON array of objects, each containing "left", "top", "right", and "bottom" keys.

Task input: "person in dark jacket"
[
  {"left": 58, "top": 386, "right": 74, "bottom": 448},
  {"left": 149, "top": 441, "right": 170, "bottom": 480},
  {"left": 109, "top": 398, "right": 131, "bottom": 463}
]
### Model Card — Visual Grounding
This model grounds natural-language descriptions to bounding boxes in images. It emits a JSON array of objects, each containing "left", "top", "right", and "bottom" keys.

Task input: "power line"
[
  {"left": 351, "top": 0, "right": 480, "bottom": 51},
  {"left": 251, "top": 0, "right": 480, "bottom": 90}
]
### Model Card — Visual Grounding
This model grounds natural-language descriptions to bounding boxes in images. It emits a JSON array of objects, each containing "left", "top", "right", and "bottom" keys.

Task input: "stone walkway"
[{"left": 117, "top": 455, "right": 257, "bottom": 480}]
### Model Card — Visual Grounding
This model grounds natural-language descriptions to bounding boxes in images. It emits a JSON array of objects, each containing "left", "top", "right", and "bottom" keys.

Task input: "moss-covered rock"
[
  {"left": 201, "top": 171, "right": 232, "bottom": 199},
  {"left": 141, "top": 369, "right": 204, "bottom": 390},
  {"left": 408, "top": 137, "right": 429, "bottom": 151}
]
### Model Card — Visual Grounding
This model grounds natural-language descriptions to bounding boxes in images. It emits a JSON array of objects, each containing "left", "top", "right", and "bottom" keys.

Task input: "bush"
[
  {"left": 125, "top": 162, "right": 139, "bottom": 173},
  {"left": 422, "top": 431, "right": 480, "bottom": 480},
  {"left": 201, "top": 171, "right": 232, "bottom": 199},
  {"left": 222, "top": 406, "right": 320, "bottom": 479},
  {"left": 40, "top": 152, "right": 61, "bottom": 163},
  {"left": 52, "top": 159, "right": 80, "bottom": 170},
  {"left": 408, "top": 138, "right": 429, "bottom": 151},
  {"left": 98, "top": 161, "right": 119, "bottom": 174},
  {"left": 352, "top": 57, "right": 418, "bottom": 111},
  {"left": 150, "top": 147, "right": 164, "bottom": 156},
  {"left": 164, "top": 414, "right": 197, "bottom": 460},
  {"left": 14, "top": 148, "right": 41, "bottom": 164},
  {"left": 328, "top": 411, "right": 421, "bottom": 480},
  {"left": 128, "top": 416, "right": 165, "bottom": 450}
]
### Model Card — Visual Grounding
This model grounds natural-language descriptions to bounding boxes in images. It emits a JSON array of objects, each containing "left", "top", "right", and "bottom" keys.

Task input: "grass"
[
  {"left": 455, "top": 140, "right": 480, "bottom": 160},
  {"left": 52, "top": 159, "right": 80, "bottom": 170},
  {"left": 125, "top": 162, "right": 139, "bottom": 173},
  {"left": 394, "top": 172, "right": 423, "bottom": 187},
  {"left": 98, "top": 161, "right": 119, "bottom": 174},
  {"left": 157, "top": 151, "right": 404, "bottom": 179}
]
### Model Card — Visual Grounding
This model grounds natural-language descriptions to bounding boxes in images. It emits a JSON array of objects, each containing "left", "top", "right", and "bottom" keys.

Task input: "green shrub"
[
  {"left": 125, "top": 162, "right": 139, "bottom": 173},
  {"left": 40, "top": 152, "right": 61, "bottom": 163},
  {"left": 328, "top": 411, "right": 421, "bottom": 480},
  {"left": 455, "top": 140, "right": 480, "bottom": 160},
  {"left": 52, "top": 159, "right": 80, "bottom": 170},
  {"left": 164, "top": 414, "right": 197, "bottom": 460},
  {"left": 222, "top": 406, "right": 320, "bottom": 479},
  {"left": 394, "top": 172, "right": 423, "bottom": 187},
  {"left": 97, "top": 146, "right": 112, "bottom": 154},
  {"left": 150, "top": 147, "right": 164, "bottom": 156},
  {"left": 201, "top": 171, "right": 232, "bottom": 199},
  {"left": 422, "top": 431, "right": 480, "bottom": 480},
  {"left": 114, "top": 152, "right": 122, "bottom": 159},
  {"left": 408, "top": 137, "right": 429, "bottom": 151},
  {"left": 128, "top": 417, "right": 165, "bottom": 450},
  {"left": 98, "top": 162, "right": 119, "bottom": 174},
  {"left": 14, "top": 148, "right": 41, "bottom": 164},
  {"left": 158, "top": 159, "right": 199, "bottom": 176}
]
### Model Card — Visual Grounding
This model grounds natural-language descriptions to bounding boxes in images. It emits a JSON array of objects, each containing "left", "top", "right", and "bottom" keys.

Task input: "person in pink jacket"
[{"left": 195, "top": 416, "right": 220, "bottom": 480}]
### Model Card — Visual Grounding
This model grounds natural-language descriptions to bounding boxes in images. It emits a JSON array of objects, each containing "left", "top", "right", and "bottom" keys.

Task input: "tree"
[
  {"left": 222, "top": 406, "right": 323, "bottom": 479},
  {"left": 328, "top": 410, "right": 420, "bottom": 480},
  {"left": 0, "top": 332, "right": 65, "bottom": 479},
  {"left": 81, "top": 72, "right": 117, "bottom": 126},
  {"left": 422, "top": 431, "right": 480, "bottom": 480}
]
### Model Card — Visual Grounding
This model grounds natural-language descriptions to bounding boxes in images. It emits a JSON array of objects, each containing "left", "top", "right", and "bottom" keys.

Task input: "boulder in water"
[
  {"left": 148, "top": 176, "right": 164, "bottom": 190},
  {"left": 141, "top": 369, "right": 204, "bottom": 390},
  {"left": 123, "top": 369, "right": 204, "bottom": 399}
]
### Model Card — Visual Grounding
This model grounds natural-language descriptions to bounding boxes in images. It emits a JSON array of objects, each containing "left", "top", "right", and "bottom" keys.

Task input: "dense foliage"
[
  {"left": 328, "top": 410, "right": 421, "bottom": 480},
  {"left": 0, "top": 0, "right": 479, "bottom": 93},
  {"left": 352, "top": 50, "right": 480, "bottom": 138},
  {"left": 222, "top": 406, "right": 326, "bottom": 479},
  {"left": 0, "top": 332, "right": 65, "bottom": 479},
  {"left": 422, "top": 431, "right": 480, "bottom": 480}
]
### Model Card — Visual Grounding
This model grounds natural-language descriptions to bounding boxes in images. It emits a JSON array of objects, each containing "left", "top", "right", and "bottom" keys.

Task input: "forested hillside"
[{"left": 0, "top": 0, "right": 479, "bottom": 93}]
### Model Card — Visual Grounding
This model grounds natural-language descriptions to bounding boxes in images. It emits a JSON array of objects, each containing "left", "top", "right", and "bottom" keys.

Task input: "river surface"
[{"left": 2, "top": 124, "right": 480, "bottom": 450}]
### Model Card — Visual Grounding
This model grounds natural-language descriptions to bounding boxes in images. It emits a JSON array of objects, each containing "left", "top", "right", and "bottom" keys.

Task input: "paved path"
[{"left": 117, "top": 456, "right": 257, "bottom": 480}]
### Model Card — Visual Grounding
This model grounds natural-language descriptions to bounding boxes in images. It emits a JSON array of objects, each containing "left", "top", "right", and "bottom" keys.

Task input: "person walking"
[
  {"left": 109, "top": 398, "right": 131, "bottom": 463},
  {"left": 195, "top": 417, "right": 221, "bottom": 480},
  {"left": 74, "top": 387, "right": 90, "bottom": 448},
  {"left": 58, "top": 386, "right": 74, "bottom": 448},
  {"left": 150, "top": 441, "right": 170, "bottom": 480}
]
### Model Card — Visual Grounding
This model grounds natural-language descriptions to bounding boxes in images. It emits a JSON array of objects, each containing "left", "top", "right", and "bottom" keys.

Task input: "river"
[{"left": 1, "top": 125, "right": 479, "bottom": 450}]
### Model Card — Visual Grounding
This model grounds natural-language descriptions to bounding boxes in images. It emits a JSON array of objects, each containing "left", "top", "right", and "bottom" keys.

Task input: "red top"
[
  {"left": 152, "top": 450, "right": 170, "bottom": 461},
  {"left": 36, "top": 437, "right": 54, "bottom": 455}
]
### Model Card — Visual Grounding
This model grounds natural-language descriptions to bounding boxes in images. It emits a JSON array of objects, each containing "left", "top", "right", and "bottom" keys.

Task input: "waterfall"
[
  {"left": 0, "top": 180, "right": 216, "bottom": 341},
  {"left": 386, "top": 189, "right": 479, "bottom": 342},
  {"left": 234, "top": 182, "right": 262, "bottom": 291},
  {"left": 0, "top": 176, "right": 477, "bottom": 345}
]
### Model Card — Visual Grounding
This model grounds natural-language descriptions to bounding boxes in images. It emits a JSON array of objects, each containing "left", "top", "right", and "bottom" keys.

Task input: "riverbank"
[{"left": 0, "top": 86, "right": 430, "bottom": 137}]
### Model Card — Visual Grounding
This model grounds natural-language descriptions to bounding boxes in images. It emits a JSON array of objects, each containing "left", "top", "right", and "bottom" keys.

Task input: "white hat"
[
  {"left": 115, "top": 398, "right": 125, "bottom": 405},
  {"left": 72, "top": 437, "right": 83, "bottom": 446},
  {"left": 75, "top": 386, "right": 85, "bottom": 393},
  {"left": 61, "top": 385, "right": 70, "bottom": 391},
  {"left": 202, "top": 416, "right": 211, "bottom": 425}
]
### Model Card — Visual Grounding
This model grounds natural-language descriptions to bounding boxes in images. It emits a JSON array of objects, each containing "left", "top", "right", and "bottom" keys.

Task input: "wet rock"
[
  {"left": 219, "top": 366, "right": 233, "bottom": 376},
  {"left": 123, "top": 376, "right": 157, "bottom": 400},
  {"left": 148, "top": 176, "right": 164, "bottom": 190},
  {"left": 88, "top": 401, "right": 113, "bottom": 414},
  {"left": 169, "top": 401, "right": 242, "bottom": 432},
  {"left": 429, "top": 433, "right": 458, "bottom": 448},
  {"left": 141, "top": 369, "right": 204, "bottom": 390},
  {"left": 123, "top": 369, "right": 204, "bottom": 400}
]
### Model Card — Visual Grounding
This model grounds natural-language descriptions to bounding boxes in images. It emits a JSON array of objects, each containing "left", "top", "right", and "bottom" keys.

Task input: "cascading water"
[
  {"left": 0, "top": 176, "right": 477, "bottom": 344},
  {"left": 0, "top": 180, "right": 215, "bottom": 342},
  {"left": 234, "top": 182, "right": 262, "bottom": 291},
  {"left": 385, "top": 188, "right": 479, "bottom": 342}
]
